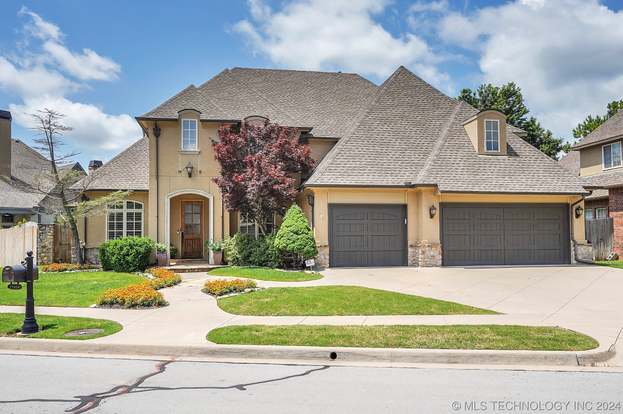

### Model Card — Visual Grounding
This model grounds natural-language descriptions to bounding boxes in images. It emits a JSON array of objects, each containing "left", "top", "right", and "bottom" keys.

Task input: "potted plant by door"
[
  {"left": 155, "top": 243, "right": 169, "bottom": 267},
  {"left": 208, "top": 241, "right": 223, "bottom": 265}
]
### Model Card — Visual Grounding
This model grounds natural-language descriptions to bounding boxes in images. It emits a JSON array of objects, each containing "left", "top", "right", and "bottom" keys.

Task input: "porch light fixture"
[
  {"left": 429, "top": 205, "right": 437, "bottom": 219},
  {"left": 307, "top": 194, "right": 314, "bottom": 206},
  {"left": 185, "top": 162, "right": 194, "bottom": 178},
  {"left": 575, "top": 205, "right": 584, "bottom": 218}
]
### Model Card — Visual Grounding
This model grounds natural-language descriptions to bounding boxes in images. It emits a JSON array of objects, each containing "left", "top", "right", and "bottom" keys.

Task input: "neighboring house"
[
  {"left": 0, "top": 109, "right": 85, "bottom": 262},
  {"left": 559, "top": 110, "right": 623, "bottom": 255},
  {"left": 76, "top": 66, "right": 590, "bottom": 268}
]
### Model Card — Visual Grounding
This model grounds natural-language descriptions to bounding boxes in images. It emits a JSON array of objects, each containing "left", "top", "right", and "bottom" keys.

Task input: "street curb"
[{"left": 0, "top": 338, "right": 614, "bottom": 367}]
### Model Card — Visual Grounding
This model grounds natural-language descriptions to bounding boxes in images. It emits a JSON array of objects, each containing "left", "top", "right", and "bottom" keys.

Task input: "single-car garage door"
[
  {"left": 441, "top": 204, "right": 570, "bottom": 266},
  {"left": 329, "top": 204, "right": 407, "bottom": 267}
]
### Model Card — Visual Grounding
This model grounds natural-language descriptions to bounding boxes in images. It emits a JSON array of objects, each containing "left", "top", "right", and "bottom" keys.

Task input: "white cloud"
[
  {"left": 234, "top": 0, "right": 448, "bottom": 87},
  {"left": 0, "top": 9, "right": 140, "bottom": 159},
  {"left": 439, "top": 0, "right": 623, "bottom": 139},
  {"left": 409, "top": 0, "right": 448, "bottom": 13}
]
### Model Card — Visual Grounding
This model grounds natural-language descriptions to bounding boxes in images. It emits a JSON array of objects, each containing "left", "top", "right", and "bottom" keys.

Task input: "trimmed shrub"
[
  {"left": 97, "top": 283, "right": 167, "bottom": 308},
  {"left": 202, "top": 278, "right": 257, "bottom": 297},
  {"left": 146, "top": 267, "right": 182, "bottom": 290},
  {"left": 98, "top": 237, "right": 155, "bottom": 273},
  {"left": 40, "top": 263, "right": 97, "bottom": 272},
  {"left": 223, "top": 233, "right": 282, "bottom": 267},
  {"left": 274, "top": 204, "right": 317, "bottom": 267}
]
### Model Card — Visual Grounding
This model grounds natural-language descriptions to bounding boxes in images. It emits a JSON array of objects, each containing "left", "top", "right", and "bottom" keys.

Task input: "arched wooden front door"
[{"left": 181, "top": 200, "right": 203, "bottom": 258}]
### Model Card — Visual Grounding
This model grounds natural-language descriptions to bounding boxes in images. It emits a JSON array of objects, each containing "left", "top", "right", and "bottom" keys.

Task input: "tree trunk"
[{"left": 65, "top": 209, "right": 84, "bottom": 265}]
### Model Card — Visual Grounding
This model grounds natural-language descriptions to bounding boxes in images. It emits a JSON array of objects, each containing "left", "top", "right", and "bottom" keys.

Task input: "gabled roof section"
[
  {"left": 558, "top": 150, "right": 580, "bottom": 176},
  {"left": 573, "top": 110, "right": 623, "bottom": 149},
  {"left": 306, "top": 66, "right": 587, "bottom": 195},
  {"left": 72, "top": 138, "right": 148, "bottom": 191},
  {"left": 138, "top": 67, "right": 378, "bottom": 138}
]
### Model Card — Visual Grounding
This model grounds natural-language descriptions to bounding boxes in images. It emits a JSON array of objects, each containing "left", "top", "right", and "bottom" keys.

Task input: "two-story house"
[
  {"left": 75, "top": 66, "right": 590, "bottom": 268},
  {"left": 560, "top": 111, "right": 623, "bottom": 255}
]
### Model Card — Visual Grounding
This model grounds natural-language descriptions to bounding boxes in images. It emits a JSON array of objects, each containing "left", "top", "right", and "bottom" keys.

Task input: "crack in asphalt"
[{"left": 0, "top": 360, "right": 330, "bottom": 413}]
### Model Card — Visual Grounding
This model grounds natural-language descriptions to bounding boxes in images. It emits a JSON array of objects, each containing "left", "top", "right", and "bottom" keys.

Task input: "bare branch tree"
[{"left": 29, "top": 108, "right": 128, "bottom": 264}]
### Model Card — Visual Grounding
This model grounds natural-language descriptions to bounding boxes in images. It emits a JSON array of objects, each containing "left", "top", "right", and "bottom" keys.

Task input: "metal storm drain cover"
[{"left": 64, "top": 328, "right": 104, "bottom": 337}]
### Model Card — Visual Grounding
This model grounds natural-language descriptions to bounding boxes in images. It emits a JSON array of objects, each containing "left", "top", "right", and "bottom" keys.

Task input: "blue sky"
[{"left": 1, "top": 0, "right": 623, "bottom": 167}]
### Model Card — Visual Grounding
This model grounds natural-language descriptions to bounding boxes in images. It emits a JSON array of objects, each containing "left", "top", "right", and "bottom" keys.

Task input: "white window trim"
[
  {"left": 596, "top": 207, "right": 608, "bottom": 219},
  {"left": 180, "top": 119, "right": 198, "bottom": 151},
  {"left": 484, "top": 119, "right": 500, "bottom": 153},
  {"left": 106, "top": 201, "right": 144, "bottom": 240},
  {"left": 602, "top": 141, "right": 622, "bottom": 170}
]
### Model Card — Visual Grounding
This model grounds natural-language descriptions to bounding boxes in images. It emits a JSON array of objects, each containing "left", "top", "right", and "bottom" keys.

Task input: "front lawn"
[
  {"left": 0, "top": 313, "right": 122, "bottom": 340},
  {"left": 217, "top": 286, "right": 496, "bottom": 316},
  {"left": 596, "top": 260, "right": 623, "bottom": 269},
  {"left": 208, "top": 266, "right": 322, "bottom": 282},
  {"left": 0, "top": 271, "right": 145, "bottom": 307},
  {"left": 207, "top": 325, "right": 598, "bottom": 351}
]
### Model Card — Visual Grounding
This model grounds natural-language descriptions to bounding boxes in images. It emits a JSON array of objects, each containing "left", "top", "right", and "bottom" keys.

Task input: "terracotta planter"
[
  {"left": 212, "top": 250, "right": 223, "bottom": 265},
  {"left": 156, "top": 252, "right": 169, "bottom": 267}
]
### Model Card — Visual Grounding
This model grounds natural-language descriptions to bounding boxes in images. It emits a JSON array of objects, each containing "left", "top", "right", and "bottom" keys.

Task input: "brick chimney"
[
  {"left": 88, "top": 160, "right": 103, "bottom": 174},
  {"left": 0, "top": 110, "right": 11, "bottom": 178}
]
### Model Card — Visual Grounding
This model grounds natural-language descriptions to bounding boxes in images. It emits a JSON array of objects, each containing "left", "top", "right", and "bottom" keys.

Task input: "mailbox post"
[{"left": 2, "top": 251, "right": 39, "bottom": 334}]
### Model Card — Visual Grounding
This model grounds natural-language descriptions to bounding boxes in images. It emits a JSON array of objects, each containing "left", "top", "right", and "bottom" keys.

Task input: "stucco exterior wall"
[
  {"left": 77, "top": 190, "right": 150, "bottom": 249},
  {"left": 142, "top": 118, "right": 229, "bottom": 255},
  {"left": 463, "top": 110, "right": 508, "bottom": 155},
  {"left": 579, "top": 144, "right": 609, "bottom": 176},
  {"left": 308, "top": 138, "right": 337, "bottom": 163}
]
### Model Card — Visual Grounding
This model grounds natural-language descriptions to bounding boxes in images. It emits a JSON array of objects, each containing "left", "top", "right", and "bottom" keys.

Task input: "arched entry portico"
[{"left": 164, "top": 189, "right": 214, "bottom": 263}]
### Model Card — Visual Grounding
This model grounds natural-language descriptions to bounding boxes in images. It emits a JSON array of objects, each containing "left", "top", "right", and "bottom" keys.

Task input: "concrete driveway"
[{"left": 318, "top": 264, "right": 623, "bottom": 351}]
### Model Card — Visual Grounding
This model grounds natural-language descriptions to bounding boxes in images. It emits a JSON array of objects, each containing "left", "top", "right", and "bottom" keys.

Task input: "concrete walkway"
[{"left": 1, "top": 265, "right": 621, "bottom": 357}]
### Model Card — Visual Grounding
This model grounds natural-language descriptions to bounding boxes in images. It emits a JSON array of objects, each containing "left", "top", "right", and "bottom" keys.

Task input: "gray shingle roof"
[
  {"left": 558, "top": 150, "right": 580, "bottom": 176},
  {"left": 306, "top": 66, "right": 587, "bottom": 195},
  {"left": 581, "top": 168, "right": 623, "bottom": 189},
  {"left": 573, "top": 110, "right": 623, "bottom": 149},
  {"left": 139, "top": 67, "right": 378, "bottom": 138},
  {"left": 586, "top": 188, "right": 608, "bottom": 200},
  {"left": 72, "top": 138, "right": 148, "bottom": 191}
]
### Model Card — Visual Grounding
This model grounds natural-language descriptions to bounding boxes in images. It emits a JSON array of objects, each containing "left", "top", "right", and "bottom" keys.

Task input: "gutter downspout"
[{"left": 153, "top": 122, "right": 161, "bottom": 243}]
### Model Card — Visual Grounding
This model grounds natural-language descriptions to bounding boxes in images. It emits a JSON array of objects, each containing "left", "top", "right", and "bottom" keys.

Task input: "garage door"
[
  {"left": 329, "top": 204, "right": 407, "bottom": 267},
  {"left": 441, "top": 204, "right": 570, "bottom": 266}
]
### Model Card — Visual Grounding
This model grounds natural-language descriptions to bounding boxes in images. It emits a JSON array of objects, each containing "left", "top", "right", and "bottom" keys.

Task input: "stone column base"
[
  {"left": 408, "top": 241, "right": 442, "bottom": 267},
  {"left": 84, "top": 247, "right": 100, "bottom": 265},
  {"left": 573, "top": 242, "right": 594, "bottom": 263},
  {"left": 316, "top": 246, "right": 329, "bottom": 269},
  {"left": 37, "top": 224, "right": 55, "bottom": 265}
]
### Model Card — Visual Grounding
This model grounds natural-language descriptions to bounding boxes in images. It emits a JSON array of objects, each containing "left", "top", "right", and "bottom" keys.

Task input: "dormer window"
[
  {"left": 485, "top": 119, "right": 500, "bottom": 152},
  {"left": 181, "top": 119, "right": 198, "bottom": 151},
  {"left": 602, "top": 141, "right": 622, "bottom": 170}
]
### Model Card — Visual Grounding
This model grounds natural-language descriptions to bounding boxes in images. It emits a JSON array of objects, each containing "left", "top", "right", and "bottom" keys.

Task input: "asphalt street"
[{"left": 1, "top": 354, "right": 622, "bottom": 413}]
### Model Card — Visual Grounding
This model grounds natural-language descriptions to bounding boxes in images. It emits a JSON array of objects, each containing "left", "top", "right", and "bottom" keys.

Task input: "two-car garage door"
[{"left": 441, "top": 204, "right": 570, "bottom": 266}]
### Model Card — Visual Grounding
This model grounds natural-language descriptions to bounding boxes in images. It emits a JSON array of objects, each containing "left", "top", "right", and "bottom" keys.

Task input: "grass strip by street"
[
  {"left": 208, "top": 266, "right": 322, "bottom": 282},
  {"left": 0, "top": 313, "right": 122, "bottom": 340},
  {"left": 217, "top": 286, "right": 497, "bottom": 316},
  {"left": 207, "top": 324, "right": 599, "bottom": 351},
  {"left": 0, "top": 272, "right": 145, "bottom": 307},
  {"left": 595, "top": 260, "right": 623, "bottom": 269}
]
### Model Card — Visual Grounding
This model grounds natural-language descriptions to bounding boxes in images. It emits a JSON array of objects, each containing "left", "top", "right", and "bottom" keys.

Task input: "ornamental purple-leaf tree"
[{"left": 213, "top": 121, "right": 315, "bottom": 235}]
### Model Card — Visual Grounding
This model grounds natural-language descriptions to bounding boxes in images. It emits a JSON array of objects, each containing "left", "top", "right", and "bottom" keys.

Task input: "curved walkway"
[{"left": 1, "top": 265, "right": 621, "bottom": 354}]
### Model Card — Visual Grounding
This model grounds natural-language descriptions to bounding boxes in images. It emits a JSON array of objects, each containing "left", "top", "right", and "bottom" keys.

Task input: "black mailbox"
[{"left": 2, "top": 264, "right": 39, "bottom": 283}]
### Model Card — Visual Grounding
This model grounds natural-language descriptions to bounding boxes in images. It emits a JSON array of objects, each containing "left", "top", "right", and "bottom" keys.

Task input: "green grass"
[
  {"left": 596, "top": 260, "right": 623, "bottom": 269},
  {"left": 207, "top": 325, "right": 598, "bottom": 351},
  {"left": 0, "top": 271, "right": 145, "bottom": 307},
  {"left": 217, "top": 286, "right": 496, "bottom": 316},
  {"left": 0, "top": 313, "right": 122, "bottom": 340},
  {"left": 208, "top": 266, "right": 322, "bottom": 282}
]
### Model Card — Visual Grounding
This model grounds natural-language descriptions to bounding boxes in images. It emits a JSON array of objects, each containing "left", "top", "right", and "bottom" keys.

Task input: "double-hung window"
[
  {"left": 584, "top": 209, "right": 594, "bottom": 221},
  {"left": 596, "top": 207, "right": 608, "bottom": 219},
  {"left": 485, "top": 119, "right": 500, "bottom": 152},
  {"left": 239, "top": 213, "right": 275, "bottom": 238},
  {"left": 602, "top": 142, "right": 622, "bottom": 170},
  {"left": 107, "top": 201, "right": 144, "bottom": 240},
  {"left": 181, "top": 119, "right": 198, "bottom": 151}
]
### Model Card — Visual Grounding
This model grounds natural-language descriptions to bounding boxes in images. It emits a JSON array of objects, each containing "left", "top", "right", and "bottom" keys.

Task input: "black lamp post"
[{"left": 2, "top": 251, "right": 39, "bottom": 334}]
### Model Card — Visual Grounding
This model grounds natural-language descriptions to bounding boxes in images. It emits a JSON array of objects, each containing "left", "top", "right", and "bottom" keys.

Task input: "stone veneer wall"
[
  {"left": 37, "top": 224, "right": 55, "bottom": 265},
  {"left": 609, "top": 187, "right": 623, "bottom": 257},
  {"left": 84, "top": 247, "right": 100, "bottom": 265},
  {"left": 410, "top": 241, "right": 442, "bottom": 267},
  {"left": 573, "top": 241, "right": 594, "bottom": 263},
  {"left": 315, "top": 246, "right": 329, "bottom": 269}
]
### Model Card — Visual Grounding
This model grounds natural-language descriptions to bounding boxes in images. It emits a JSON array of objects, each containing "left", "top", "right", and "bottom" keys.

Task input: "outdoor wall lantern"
[
  {"left": 185, "top": 162, "right": 194, "bottom": 178},
  {"left": 575, "top": 205, "right": 584, "bottom": 219},
  {"left": 307, "top": 194, "right": 314, "bottom": 206},
  {"left": 429, "top": 205, "right": 437, "bottom": 219}
]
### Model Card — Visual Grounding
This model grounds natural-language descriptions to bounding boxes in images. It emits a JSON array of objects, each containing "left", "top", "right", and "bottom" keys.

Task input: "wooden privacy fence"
[
  {"left": 586, "top": 218, "right": 613, "bottom": 260},
  {"left": 0, "top": 221, "right": 37, "bottom": 266}
]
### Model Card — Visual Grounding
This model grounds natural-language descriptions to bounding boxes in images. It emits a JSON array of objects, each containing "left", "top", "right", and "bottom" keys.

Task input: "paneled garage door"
[
  {"left": 441, "top": 204, "right": 570, "bottom": 266},
  {"left": 329, "top": 204, "right": 407, "bottom": 267}
]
